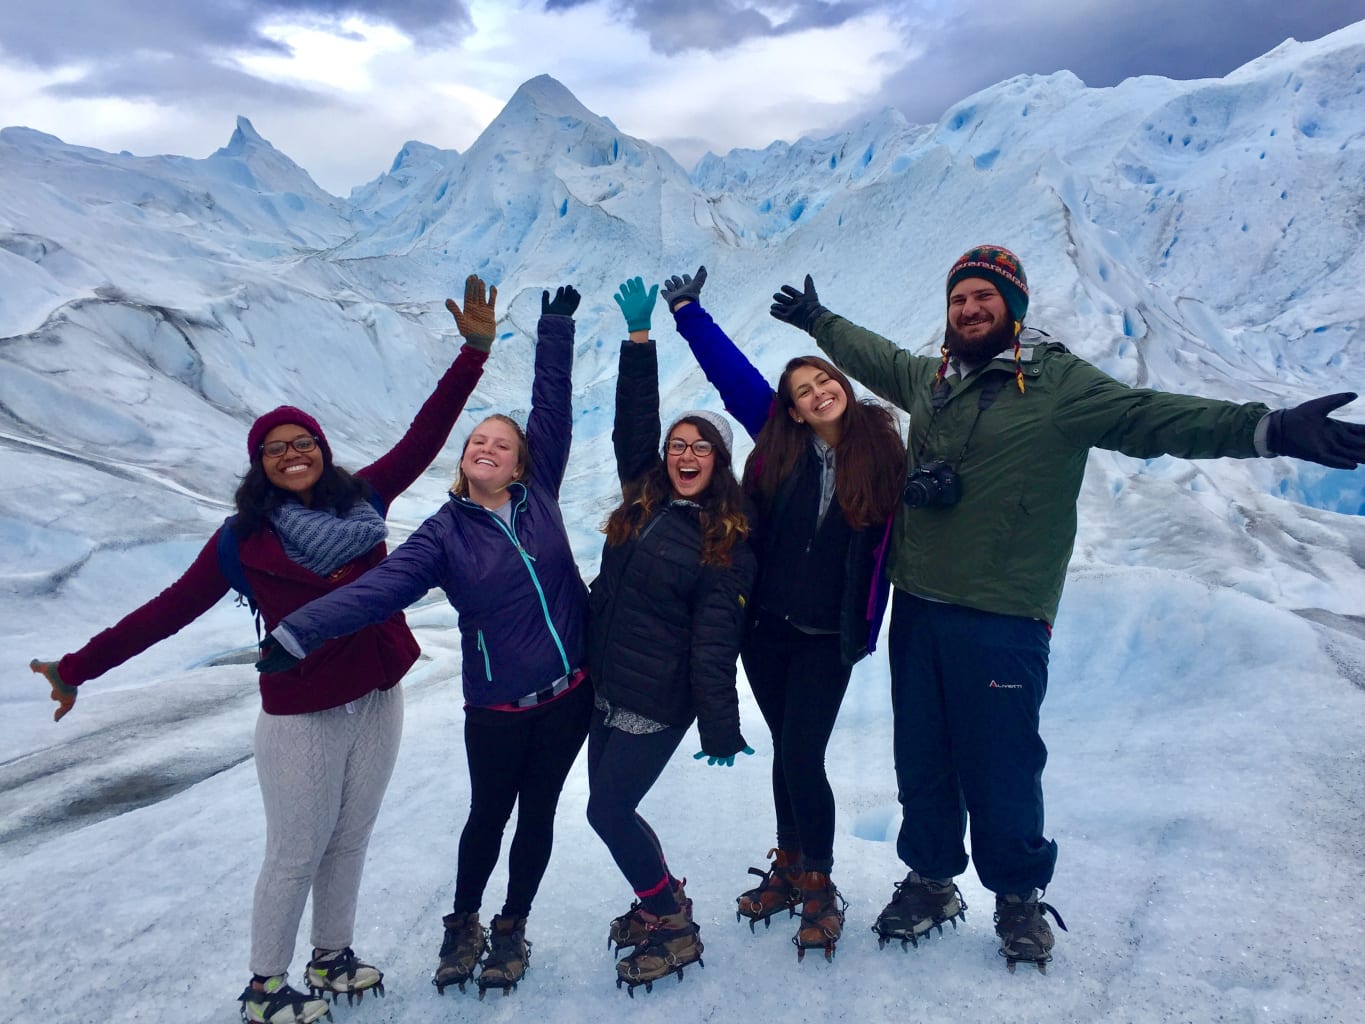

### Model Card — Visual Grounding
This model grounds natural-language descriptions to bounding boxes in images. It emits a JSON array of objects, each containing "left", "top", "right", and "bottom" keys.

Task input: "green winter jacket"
[{"left": 812, "top": 313, "right": 1270, "bottom": 623}]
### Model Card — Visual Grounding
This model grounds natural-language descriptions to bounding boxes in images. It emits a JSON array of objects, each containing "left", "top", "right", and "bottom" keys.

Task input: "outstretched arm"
[
  {"left": 31, "top": 534, "right": 231, "bottom": 713},
  {"left": 360, "top": 274, "right": 495, "bottom": 503},
  {"left": 664, "top": 266, "right": 773, "bottom": 439},
  {"left": 267, "top": 518, "right": 447, "bottom": 664}
]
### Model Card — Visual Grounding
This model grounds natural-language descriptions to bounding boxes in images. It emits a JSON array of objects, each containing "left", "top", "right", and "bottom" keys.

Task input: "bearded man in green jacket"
[{"left": 769, "top": 245, "right": 1365, "bottom": 972}]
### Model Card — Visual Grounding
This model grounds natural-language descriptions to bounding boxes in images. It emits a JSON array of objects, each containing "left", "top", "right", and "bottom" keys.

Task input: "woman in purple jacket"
[
  {"left": 28, "top": 275, "right": 499, "bottom": 1024},
  {"left": 661, "top": 266, "right": 905, "bottom": 962},
  {"left": 259, "top": 286, "right": 589, "bottom": 1000}
]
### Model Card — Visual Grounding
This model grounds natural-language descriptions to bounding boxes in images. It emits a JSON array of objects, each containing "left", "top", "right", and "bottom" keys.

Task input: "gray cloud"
[
  {"left": 0, "top": 1, "right": 471, "bottom": 72},
  {"left": 544, "top": 0, "right": 882, "bottom": 54},
  {"left": 833, "top": 1, "right": 1364, "bottom": 127}
]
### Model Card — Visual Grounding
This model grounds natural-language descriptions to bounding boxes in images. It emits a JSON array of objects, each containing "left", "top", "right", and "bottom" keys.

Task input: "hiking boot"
[
  {"left": 735, "top": 848, "right": 803, "bottom": 931},
  {"left": 476, "top": 914, "right": 530, "bottom": 997},
  {"left": 433, "top": 911, "right": 486, "bottom": 994},
  {"left": 615, "top": 909, "right": 704, "bottom": 996},
  {"left": 994, "top": 891, "right": 1068, "bottom": 973},
  {"left": 238, "top": 975, "right": 332, "bottom": 1024},
  {"left": 793, "top": 871, "right": 848, "bottom": 961},
  {"left": 304, "top": 947, "right": 384, "bottom": 1005},
  {"left": 872, "top": 871, "right": 967, "bottom": 949},
  {"left": 609, "top": 879, "right": 689, "bottom": 956}
]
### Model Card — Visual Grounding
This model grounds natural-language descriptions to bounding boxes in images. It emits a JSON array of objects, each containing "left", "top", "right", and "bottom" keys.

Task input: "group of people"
[{"left": 30, "top": 245, "right": 1365, "bottom": 1020}]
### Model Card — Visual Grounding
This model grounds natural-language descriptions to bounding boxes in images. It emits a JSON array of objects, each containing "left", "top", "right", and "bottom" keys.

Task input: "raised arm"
[
  {"left": 611, "top": 277, "right": 663, "bottom": 485},
  {"left": 360, "top": 274, "right": 495, "bottom": 503},
  {"left": 525, "top": 286, "right": 579, "bottom": 498},
  {"left": 772, "top": 274, "right": 933, "bottom": 413},
  {"left": 664, "top": 266, "right": 773, "bottom": 439}
]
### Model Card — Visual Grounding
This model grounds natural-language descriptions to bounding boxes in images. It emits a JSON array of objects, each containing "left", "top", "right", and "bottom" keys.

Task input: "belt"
[{"left": 512, "top": 668, "right": 585, "bottom": 709}]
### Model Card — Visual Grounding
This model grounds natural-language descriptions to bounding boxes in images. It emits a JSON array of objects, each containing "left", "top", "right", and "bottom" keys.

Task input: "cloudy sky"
[{"left": 1, "top": 0, "right": 1361, "bottom": 194}]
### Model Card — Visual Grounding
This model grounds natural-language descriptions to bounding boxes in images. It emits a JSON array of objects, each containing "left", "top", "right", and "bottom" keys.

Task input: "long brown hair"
[
  {"left": 742, "top": 355, "right": 904, "bottom": 529},
  {"left": 604, "top": 415, "right": 749, "bottom": 567},
  {"left": 450, "top": 414, "right": 532, "bottom": 498}
]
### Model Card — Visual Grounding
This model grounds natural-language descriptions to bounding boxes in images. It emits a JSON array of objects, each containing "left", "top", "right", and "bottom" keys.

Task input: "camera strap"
[{"left": 918, "top": 373, "right": 1007, "bottom": 470}]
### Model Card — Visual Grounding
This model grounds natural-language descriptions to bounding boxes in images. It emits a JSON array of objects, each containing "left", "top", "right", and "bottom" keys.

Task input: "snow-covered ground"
[{"left": 3, "top": 19, "right": 1364, "bottom": 1024}]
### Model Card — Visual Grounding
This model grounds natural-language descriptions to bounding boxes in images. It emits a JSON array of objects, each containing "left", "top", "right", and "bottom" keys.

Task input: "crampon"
[
  {"left": 734, "top": 848, "right": 802, "bottom": 933},
  {"left": 871, "top": 872, "right": 967, "bottom": 951}
]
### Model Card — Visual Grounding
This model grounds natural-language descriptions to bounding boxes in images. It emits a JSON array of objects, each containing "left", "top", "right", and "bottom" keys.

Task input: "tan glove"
[
  {"left": 445, "top": 274, "right": 498, "bottom": 352},
  {"left": 30, "top": 659, "right": 76, "bottom": 722}
]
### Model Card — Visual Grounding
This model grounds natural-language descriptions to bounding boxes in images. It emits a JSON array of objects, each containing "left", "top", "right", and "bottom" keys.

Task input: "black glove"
[
  {"left": 1265, "top": 392, "right": 1365, "bottom": 470},
  {"left": 769, "top": 274, "right": 829, "bottom": 334},
  {"left": 662, "top": 265, "right": 707, "bottom": 312},
  {"left": 541, "top": 285, "right": 581, "bottom": 318},
  {"left": 255, "top": 635, "right": 301, "bottom": 675}
]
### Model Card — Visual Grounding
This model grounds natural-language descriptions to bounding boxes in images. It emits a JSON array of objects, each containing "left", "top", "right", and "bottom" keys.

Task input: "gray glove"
[{"left": 663, "top": 265, "right": 707, "bottom": 312}]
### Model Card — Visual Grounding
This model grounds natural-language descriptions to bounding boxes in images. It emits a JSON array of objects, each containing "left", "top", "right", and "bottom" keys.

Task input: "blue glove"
[
  {"left": 614, "top": 276, "right": 658, "bottom": 333},
  {"left": 255, "top": 635, "right": 301, "bottom": 675},
  {"left": 693, "top": 746, "right": 755, "bottom": 767}
]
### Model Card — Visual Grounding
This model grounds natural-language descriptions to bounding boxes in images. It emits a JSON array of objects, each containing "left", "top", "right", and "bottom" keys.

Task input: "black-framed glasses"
[
  {"left": 260, "top": 436, "right": 319, "bottom": 458},
  {"left": 665, "top": 438, "right": 715, "bottom": 457}
]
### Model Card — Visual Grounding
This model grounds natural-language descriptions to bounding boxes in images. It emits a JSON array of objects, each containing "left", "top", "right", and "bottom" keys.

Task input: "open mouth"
[
  {"left": 813, "top": 397, "right": 837, "bottom": 414},
  {"left": 474, "top": 456, "right": 498, "bottom": 467},
  {"left": 280, "top": 463, "right": 312, "bottom": 475},
  {"left": 676, "top": 467, "right": 701, "bottom": 481}
]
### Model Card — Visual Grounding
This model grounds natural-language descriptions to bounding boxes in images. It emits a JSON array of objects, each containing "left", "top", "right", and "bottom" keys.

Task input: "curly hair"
[
  {"left": 231, "top": 461, "right": 373, "bottom": 539},
  {"left": 743, "top": 355, "right": 905, "bottom": 529},
  {"left": 604, "top": 415, "right": 749, "bottom": 567}
]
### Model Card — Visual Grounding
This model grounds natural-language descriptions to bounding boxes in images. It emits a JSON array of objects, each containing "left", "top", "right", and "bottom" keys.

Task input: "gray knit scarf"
[{"left": 269, "top": 499, "right": 388, "bottom": 577}]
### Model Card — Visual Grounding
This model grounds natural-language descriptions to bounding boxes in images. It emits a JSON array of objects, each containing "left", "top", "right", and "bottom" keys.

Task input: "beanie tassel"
[{"left": 1013, "top": 323, "right": 1025, "bottom": 394}]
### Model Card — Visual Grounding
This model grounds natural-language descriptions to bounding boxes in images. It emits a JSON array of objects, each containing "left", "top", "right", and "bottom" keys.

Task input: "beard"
[{"left": 944, "top": 316, "right": 1016, "bottom": 365}]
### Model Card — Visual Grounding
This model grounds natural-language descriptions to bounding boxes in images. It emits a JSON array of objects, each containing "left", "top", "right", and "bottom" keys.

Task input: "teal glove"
[
  {"left": 693, "top": 746, "right": 755, "bottom": 767},
  {"left": 614, "top": 276, "right": 658, "bottom": 333}
]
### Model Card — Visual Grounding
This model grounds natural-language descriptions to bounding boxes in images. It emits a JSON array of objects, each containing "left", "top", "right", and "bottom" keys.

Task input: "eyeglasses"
[
  {"left": 665, "top": 438, "right": 715, "bottom": 457},
  {"left": 260, "top": 436, "right": 319, "bottom": 458}
]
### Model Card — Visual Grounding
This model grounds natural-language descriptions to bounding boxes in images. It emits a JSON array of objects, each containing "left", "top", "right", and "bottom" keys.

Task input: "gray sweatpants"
[{"left": 250, "top": 684, "right": 403, "bottom": 977}]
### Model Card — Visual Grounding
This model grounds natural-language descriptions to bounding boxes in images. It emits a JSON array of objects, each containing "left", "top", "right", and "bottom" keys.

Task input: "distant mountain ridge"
[{"left": 1, "top": 21, "right": 1363, "bottom": 621}]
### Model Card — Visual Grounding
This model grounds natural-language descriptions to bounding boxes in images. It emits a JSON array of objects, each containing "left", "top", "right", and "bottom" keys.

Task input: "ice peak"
[{"left": 503, "top": 74, "right": 598, "bottom": 122}]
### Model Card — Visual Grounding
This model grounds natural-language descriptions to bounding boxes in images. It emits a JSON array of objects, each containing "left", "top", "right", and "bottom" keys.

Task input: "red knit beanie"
[{"left": 246, "top": 406, "right": 332, "bottom": 465}]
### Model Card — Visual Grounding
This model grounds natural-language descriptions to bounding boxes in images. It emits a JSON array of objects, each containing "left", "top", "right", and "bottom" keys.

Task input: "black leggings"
[
  {"left": 453, "top": 681, "right": 592, "bottom": 918},
  {"left": 742, "top": 613, "right": 853, "bottom": 873},
  {"left": 584, "top": 708, "right": 686, "bottom": 913}
]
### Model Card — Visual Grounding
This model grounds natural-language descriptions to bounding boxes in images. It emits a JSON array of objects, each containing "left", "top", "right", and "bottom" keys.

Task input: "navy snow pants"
[{"left": 889, "top": 590, "right": 1057, "bottom": 896}]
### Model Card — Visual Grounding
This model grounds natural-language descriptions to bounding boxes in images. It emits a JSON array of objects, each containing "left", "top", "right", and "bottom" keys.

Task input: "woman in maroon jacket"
[{"left": 28, "top": 275, "right": 498, "bottom": 1024}]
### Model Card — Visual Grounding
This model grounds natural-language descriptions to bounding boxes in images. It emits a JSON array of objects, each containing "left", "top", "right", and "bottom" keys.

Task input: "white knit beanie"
[{"left": 667, "top": 409, "right": 734, "bottom": 457}]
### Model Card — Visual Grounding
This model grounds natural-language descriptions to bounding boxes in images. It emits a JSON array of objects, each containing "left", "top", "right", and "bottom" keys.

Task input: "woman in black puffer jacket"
[{"left": 585, "top": 276, "right": 755, "bottom": 992}]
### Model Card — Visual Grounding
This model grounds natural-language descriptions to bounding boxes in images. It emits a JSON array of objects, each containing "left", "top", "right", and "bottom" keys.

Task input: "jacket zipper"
[
  {"left": 482, "top": 491, "right": 573, "bottom": 676},
  {"left": 476, "top": 629, "right": 492, "bottom": 682}
]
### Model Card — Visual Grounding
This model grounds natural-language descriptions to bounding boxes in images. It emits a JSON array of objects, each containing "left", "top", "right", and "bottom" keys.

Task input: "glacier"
[{"left": 1, "top": 22, "right": 1364, "bottom": 1024}]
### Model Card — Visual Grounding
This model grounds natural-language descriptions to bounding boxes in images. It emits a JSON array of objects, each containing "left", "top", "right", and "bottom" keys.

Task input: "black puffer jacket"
[{"left": 587, "top": 340, "right": 755, "bottom": 757}]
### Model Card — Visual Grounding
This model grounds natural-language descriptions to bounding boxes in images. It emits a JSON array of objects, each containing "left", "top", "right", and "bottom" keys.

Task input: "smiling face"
[
  {"left": 786, "top": 363, "right": 848, "bottom": 442},
  {"left": 261, "top": 423, "right": 323, "bottom": 505},
  {"left": 665, "top": 421, "right": 717, "bottom": 500},
  {"left": 459, "top": 417, "right": 525, "bottom": 503},
  {"left": 946, "top": 277, "right": 1016, "bottom": 362}
]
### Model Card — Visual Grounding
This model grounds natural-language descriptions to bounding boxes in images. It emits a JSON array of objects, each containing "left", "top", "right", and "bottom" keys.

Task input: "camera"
[{"left": 902, "top": 459, "right": 961, "bottom": 509}]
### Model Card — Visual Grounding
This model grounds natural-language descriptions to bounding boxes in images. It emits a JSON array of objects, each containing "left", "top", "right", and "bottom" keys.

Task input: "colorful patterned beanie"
[{"left": 945, "top": 244, "right": 1029, "bottom": 326}]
